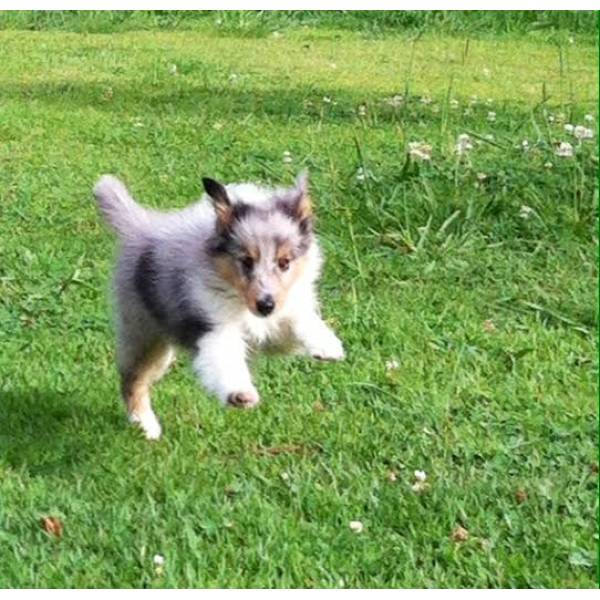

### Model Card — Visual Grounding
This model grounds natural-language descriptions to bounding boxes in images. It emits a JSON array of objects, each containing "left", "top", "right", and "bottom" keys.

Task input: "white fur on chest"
[{"left": 242, "top": 312, "right": 291, "bottom": 347}]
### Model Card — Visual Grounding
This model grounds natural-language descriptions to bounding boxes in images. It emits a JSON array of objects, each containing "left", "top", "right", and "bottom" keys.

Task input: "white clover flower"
[
  {"left": 385, "top": 94, "right": 404, "bottom": 108},
  {"left": 385, "top": 359, "right": 399, "bottom": 371},
  {"left": 349, "top": 520, "right": 364, "bottom": 533},
  {"left": 487, "top": 111, "right": 496, "bottom": 122},
  {"left": 574, "top": 125, "right": 593, "bottom": 140},
  {"left": 408, "top": 141, "right": 432, "bottom": 162},
  {"left": 414, "top": 470, "right": 427, "bottom": 482},
  {"left": 168, "top": 64, "right": 178, "bottom": 75},
  {"left": 521, "top": 140, "right": 530, "bottom": 151},
  {"left": 564, "top": 123, "right": 574, "bottom": 134},
  {"left": 455, "top": 133, "right": 473, "bottom": 155},
  {"left": 548, "top": 114, "right": 555, "bottom": 123},
  {"left": 357, "top": 105, "right": 367, "bottom": 116},
  {"left": 322, "top": 96, "right": 332, "bottom": 104},
  {"left": 356, "top": 167, "right": 366, "bottom": 182},
  {"left": 282, "top": 150, "right": 293, "bottom": 164},
  {"left": 519, "top": 205, "right": 534, "bottom": 219},
  {"left": 584, "top": 114, "right": 594, "bottom": 123},
  {"left": 410, "top": 470, "right": 428, "bottom": 492},
  {"left": 544, "top": 161, "right": 553, "bottom": 169},
  {"left": 477, "top": 173, "right": 488, "bottom": 182},
  {"left": 280, "top": 472, "right": 290, "bottom": 481},
  {"left": 555, "top": 141, "right": 574, "bottom": 157},
  {"left": 153, "top": 554, "right": 165, "bottom": 566}
]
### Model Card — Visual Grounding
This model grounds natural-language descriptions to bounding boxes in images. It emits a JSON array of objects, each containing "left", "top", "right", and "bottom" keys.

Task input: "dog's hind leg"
[{"left": 119, "top": 338, "right": 175, "bottom": 440}]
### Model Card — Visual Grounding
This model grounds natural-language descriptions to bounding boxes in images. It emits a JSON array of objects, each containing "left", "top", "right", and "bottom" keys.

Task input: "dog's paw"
[
  {"left": 129, "top": 410, "right": 162, "bottom": 440},
  {"left": 226, "top": 390, "right": 260, "bottom": 409},
  {"left": 307, "top": 332, "right": 346, "bottom": 361}
]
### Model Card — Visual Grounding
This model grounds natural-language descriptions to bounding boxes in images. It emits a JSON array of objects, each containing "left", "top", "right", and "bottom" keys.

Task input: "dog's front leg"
[
  {"left": 290, "top": 309, "right": 345, "bottom": 362},
  {"left": 192, "top": 327, "right": 259, "bottom": 408}
]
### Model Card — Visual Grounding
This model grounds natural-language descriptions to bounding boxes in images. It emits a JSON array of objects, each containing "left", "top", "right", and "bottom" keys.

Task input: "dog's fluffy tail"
[{"left": 93, "top": 175, "right": 152, "bottom": 237}]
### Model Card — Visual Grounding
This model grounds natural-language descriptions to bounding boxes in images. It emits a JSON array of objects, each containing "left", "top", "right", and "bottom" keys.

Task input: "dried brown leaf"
[
  {"left": 515, "top": 488, "right": 528, "bottom": 504},
  {"left": 483, "top": 319, "right": 497, "bottom": 333},
  {"left": 451, "top": 525, "right": 469, "bottom": 542},
  {"left": 41, "top": 516, "right": 63, "bottom": 538},
  {"left": 251, "top": 443, "right": 317, "bottom": 457}
]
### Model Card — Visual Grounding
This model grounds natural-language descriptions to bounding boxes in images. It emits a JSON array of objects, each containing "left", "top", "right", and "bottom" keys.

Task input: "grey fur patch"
[
  {"left": 134, "top": 247, "right": 167, "bottom": 322},
  {"left": 134, "top": 247, "right": 212, "bottom": 348}
]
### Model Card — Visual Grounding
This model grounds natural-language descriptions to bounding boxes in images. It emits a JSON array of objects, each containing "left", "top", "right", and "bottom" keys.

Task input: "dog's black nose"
[{"left": 256, "top": 295, "right": 275, "bottom": 316}]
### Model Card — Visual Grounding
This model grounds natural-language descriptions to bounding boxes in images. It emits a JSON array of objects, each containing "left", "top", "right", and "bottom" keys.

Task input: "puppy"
[{"left": 94, "top": 172, "right": 345, "bottom": 439}]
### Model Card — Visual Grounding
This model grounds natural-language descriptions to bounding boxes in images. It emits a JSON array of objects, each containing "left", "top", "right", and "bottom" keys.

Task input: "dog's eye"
[
  {"left": 240, "top": 256, "right": 254, "bottom": 272},
  {"left": 278, "top": 257, "right": 290, "bottom": 272}
]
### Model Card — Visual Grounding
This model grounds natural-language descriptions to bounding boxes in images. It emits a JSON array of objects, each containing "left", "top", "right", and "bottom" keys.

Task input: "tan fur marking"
[
  {"left": 272, "top": 254, "right": 308, "bottom": 309},
  {"left": 214, "top": 255, "right": 260, "bottom": 310},
  {"left": 276, "top": 241, "right": 293, "bottom": 262},
  {"left": 214, "top": 202, "right": 233, "bottom": 233},
  {"left": 297, "top": 193, "right": 312, "bottom": 221},
  {"left": 214, "top": 250, "right": 309, "bottom": 315},
  {"left": 214, "top": 254, "right": 266, "bottom": 311},
  {"left": 247, "top": 245, "right": 260, "bottom": 261},
  {"left": 121, "top": 342, "right": 173, "bottom": 417},
  {"left": 214, "top": 256, "right": 246, "bottom": 296}
]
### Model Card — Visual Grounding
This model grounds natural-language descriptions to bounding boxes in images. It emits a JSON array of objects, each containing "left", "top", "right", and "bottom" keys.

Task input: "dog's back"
[{"left": 94, "top": 176, "right": 274, "bottom": 239}]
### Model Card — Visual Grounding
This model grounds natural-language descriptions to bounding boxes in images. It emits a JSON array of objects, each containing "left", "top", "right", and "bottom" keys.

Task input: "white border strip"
[{"left": 1, "top": 3, "right": 599, "bottom": 12}]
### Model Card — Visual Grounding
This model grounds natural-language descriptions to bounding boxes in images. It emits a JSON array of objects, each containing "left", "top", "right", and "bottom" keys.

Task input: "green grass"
[
  {"left": 0, "top": 10, "right": 598, "bottom": 41},
  {"left": 0, "top": 14, "right": 598, "bottom": 588}
]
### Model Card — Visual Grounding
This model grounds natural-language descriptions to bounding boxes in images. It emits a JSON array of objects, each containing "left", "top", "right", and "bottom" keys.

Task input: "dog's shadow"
[{"left": 0, "top": 388, "right": 121, "bottom": 477}]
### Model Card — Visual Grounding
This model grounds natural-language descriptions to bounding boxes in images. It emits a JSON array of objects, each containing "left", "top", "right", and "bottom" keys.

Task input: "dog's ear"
[
  {"left": 203, "top": 177, "right": 233, "bottom": 231},
  {"left": 286, "top": 170, "right": 312, "bottom": 222}
]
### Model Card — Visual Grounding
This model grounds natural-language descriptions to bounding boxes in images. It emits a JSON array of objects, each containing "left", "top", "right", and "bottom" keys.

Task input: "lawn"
[{"left": 0, "top": 11, "right": 597, "bottom": 588}]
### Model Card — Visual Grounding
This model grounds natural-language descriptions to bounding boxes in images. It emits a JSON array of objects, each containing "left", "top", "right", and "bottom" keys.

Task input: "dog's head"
[{"left": 205, "top": 172, "right": 314, "bottom": 317}]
